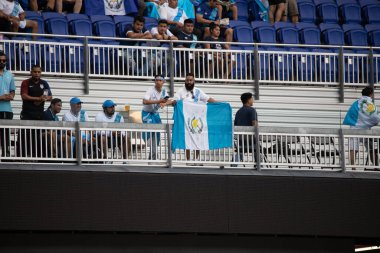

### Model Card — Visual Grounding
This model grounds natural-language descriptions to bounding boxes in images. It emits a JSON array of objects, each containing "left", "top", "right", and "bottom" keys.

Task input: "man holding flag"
[
  {"left": 171, "top": 73, "right": 233, "bottom": 163},
  {"left": 142, "top": 74, "right": 169, "bottom": 161}
]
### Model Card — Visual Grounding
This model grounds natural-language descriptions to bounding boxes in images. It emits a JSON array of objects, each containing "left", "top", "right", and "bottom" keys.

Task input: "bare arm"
[{"left": 207, "top": 97, "right": 217, "bottom": 103}]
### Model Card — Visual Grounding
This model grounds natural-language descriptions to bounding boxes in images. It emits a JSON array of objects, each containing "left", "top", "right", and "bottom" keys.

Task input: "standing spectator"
[
  {"left": 142, "top": 74, "right": 170, "bottom": 161},
  {"left": 172, "top": 72, "right": 217, "bottom": 162},
  {"left": 343, "top": 87, "right": 380, "bottom": 168},
  {"left": 281, "top": 0, "right": 299, "bottom": 23},
  {"left": 204, "top": 22, "right": 233, "bottom": 80},
  {"left": 0, "top": 51, "right": 15, "bottom": 158},
  {"left": 218, "top": 0, "right": 238, "bottom": 20},
  {"left": 196, "top": 0, "right": 233, "bottom": 42},
  {"left": 29, "top": 0, "right": 55, "bottom": 12},
  {"left": 95, "top": 100, "right": 131, "bottom": 162},
  {"left": 176, "top": 19, "right": 199, "bottom": 76},
  {"left": 233, "top": 92, "right": 258, "bottom": 166},
  {"left": 124, "top": 16, "right": 153, "bottom": 76},
  {"left": 62, "top": 97, "right": 91, "bottom": 158},
  {"left": 0, "top": 0, "right": 38, "bottom": 40},
  {"left": 268, "top": 0, "right": 286, "bottom": 23},
  {"left": 19, "top": 64, "right": 52, "bottom": 157},
  {"left": 56, "top": 0, "right": 83, "bottom": 13}
]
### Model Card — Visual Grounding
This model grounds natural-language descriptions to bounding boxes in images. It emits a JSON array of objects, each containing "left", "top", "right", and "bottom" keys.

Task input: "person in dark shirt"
[
  {"left": 233, "top": 92, "right": 258, "bottom": 166},
  {"left": 43, "top": 98, "right": 63, "bottom": 158},
  {"left": 176, "top": 19, "right": 199, "bottom": 76},
  {"left": 204, "top": 22, "right": 233, "bottom": 79},
  {"left": 43, "top": 98, "right": 62, "bottom": 121}
]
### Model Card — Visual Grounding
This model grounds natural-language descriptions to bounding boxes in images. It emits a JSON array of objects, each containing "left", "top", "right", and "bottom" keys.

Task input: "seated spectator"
[
  {"left": 144, "top": 0, "right": 166, "bottom": 19},
  {"left": 56, "top": 0, "right": 83, "bottom": 13},
  {"left": 43, "top": 98, "right": 63, "bottom": 158},
  {"left": 196, "top": 0, "right": 233, "bottom": 42},
  {"left": 95, "top": 100, "right": 131, "bottom": 162},
  {"left": 43, "top": 98, "right": 62, "bottom": 121},
  {"left": 0, "top": 0, "right": 38, "bottom": 40},
  {"left": 150, "top": 19, "right": 178, "bottom": 43},
  {"left": 124, "top": 16, "right": 153, "bottom": 75},
  {"left": 175, "top": 18, "right": 199, "bottom": 76},
  {"left": 281, "top": 0, "right": 298, "bottom": 23},
  {"left": 218, "top": 0, "right": 238, "bottom": 20},
  {"left": 268, "top": 0, "right": 286, "bottom": 23},
  {"left": 29, "top": 0, "right": 55, "bottom": 12},
  {"left": 159, "top": 0, "right": 188, "bottom": 36},
  {"left": 204, "top": 22, "right": 233, "bottom": 79}
]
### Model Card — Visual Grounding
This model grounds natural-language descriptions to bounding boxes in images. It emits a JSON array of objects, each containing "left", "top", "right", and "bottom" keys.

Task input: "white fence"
[
  {"left": 1, "top": 35, "right": 379, "bottom": 86},
  {"left": 0, "top": 120, "right": 379, "bottom": 171}
]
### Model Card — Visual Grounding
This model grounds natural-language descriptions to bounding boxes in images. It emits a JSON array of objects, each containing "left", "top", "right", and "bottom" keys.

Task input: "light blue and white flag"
[
  {"left": 172, "top": 100, "right": 233, "bottom": 151},
  {"left": 343, "top": 96, "right": 380, "bottom": 129}
]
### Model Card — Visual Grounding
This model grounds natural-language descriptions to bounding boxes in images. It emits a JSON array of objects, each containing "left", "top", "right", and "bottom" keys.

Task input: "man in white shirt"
[
  {"left": 171, "top": 72, "right": 217, "bottom": 162},
  {"left": 62, "top": 97, "right": 90, "bottom": 158},
  {"left": 142, "top": 74, "right": 169, "bottom": 160},
  {"left": 95, "top": 100, "right": 130, "bottom": 162},
  {"left": 0, "top": 0, "right": 38, "bottom": 40},
  {"left": 159, "top": 0, "right": 188, "bottom": 36}
]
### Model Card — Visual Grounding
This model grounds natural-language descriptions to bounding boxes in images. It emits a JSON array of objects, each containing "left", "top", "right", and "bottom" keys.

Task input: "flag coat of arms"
[{"left": 172, "top": 100, "right": 233, "bottom": 150}]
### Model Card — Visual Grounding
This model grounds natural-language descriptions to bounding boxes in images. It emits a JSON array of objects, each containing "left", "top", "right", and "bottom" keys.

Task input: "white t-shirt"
[
  {"left": 0, "top": 0, "right": 24, "bottom": 17},
  {"left": 95, "top": 111, "right": 125, "bottom": 137},
  {"left": 159, "top": 3, "right": 188, "bottom": 24},
  {"left": 62, "top": 110, "right": 90, "bottom": 122},
  {"left": 143, "top": 86, "right": 169, "bottom": 113},
  {"left": 174, "top": 87, "right": 210, "bottom": 103},
  {"left": 150, "top": 27, "right": 174, "bottom": 37}
]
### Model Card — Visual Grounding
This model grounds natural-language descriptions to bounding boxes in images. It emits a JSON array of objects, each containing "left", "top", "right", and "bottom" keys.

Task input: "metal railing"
[{"left": 0, "top": 120, "right": 379, "bottom": 171}]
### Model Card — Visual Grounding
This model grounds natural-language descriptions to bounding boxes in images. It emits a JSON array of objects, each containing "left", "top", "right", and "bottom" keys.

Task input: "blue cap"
[
  {"left": 70, "top": 97, "right": 82, "bottom": 104},
  {"left": 102, "top": 100, "right": 117, "bottom": 108}
]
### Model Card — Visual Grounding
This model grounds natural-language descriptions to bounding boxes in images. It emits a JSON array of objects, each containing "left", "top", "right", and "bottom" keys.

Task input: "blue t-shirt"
[
  {"left": 196, "top": 2, "right": 219, "bottom": 27},
  {"left": 0, "top": 69, "right": 16, "bottom": 113}
]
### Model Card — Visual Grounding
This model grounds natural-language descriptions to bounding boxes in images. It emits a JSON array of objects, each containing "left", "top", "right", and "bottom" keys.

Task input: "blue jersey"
[{"left": 196, "top": 2, "right": 219, "bottom": 27}]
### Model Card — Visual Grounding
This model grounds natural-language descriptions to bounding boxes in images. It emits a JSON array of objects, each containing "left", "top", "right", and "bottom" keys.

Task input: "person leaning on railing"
[
  {"left": 343, "top": 87, "right": 380, "bottom": 169},
  {"left": 0, "top": 51, "right": 15, "bottom": 158}
]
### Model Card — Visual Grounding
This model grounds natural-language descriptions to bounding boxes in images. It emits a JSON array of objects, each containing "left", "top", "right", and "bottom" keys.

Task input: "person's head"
[
  {"left": 362, "top": 87, "right": 375, "bottom": 99},
  {"left": 208, "top": 0, "right": 218, "bottom": 8},
  {"left": 241, "top": 92, "right": 254, "bottom": 106},
  {"left": 183, "top": 19, "right": 194, "bottom": 34},
  {"left": 185, "top": 72, "right": 195, "bottom": 91},
  {"left": 154, "top": 74, "right": 165, "bottom": 91},
  {"left": 102, "top": 100, "right": 117, "bottom": 117},
  {"left": 69, "top": 97, "right": 83, "bottom": 114},
  {"left": 209, "top": 22, "right": 221, "bottom": 37},
  {"left": 0, "top": 51, "right": 6, "bottom": 70},
  {"left": 168, "top": 0, "right": 178, "bottom": 8},
  {"left": 157, "top": 19, "right": 169, "bottom": 35},
  {"left": 49, "top": 98, "right": 62, "bottom": 114},
  {"left": 31, "top": 65, "right": 42, "bottom": 81},
  {"left": 133, "top": 16, "right": 145, "bottom": 32}
]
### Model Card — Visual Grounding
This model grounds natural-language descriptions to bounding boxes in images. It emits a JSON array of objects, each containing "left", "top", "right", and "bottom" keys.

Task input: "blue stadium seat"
[
  {"left": 342, "top": 23, "right": 364, "bottom": 32},
  {"left": 319, "top": 23, "right": 341, "bottom": 32},
  {"left": 313, "top": 0, "right": 335, "bottom": 5},
  {"left": 24, "top": 15, "right": 45, "bottom": 34},
  {"left": 299, "top": 27, "right": 321, "bottom": 45},
  {"left": 90, "top": 15, "right": 113, "bottom": 23},
  {"left": 46, "top": 18, "right": 69, "bottom": 35},
  {"left": 359, "top": 0, "right": 380, "bottom": 8},
  {"left": 61, "top": 39, "right": 84, "bottom": 73},
  {"left": 235, "top": 0, "right": 249, "bottom": 21},
  {"left": 116, "top": 20, "right": 133, "bottom": 37},
  {"left": 233, "top": 26, "right": 254, "bottom": 47},
  {"left": 254, "top": 26, "right": 276, "bottom": 44},
  {"left": 277, "top": 27, "right": 299, "bottom": 44},
  {"left": 70, "top": 19, "right": 93, "bottom": 36},
  {"left": 365, "top": 24, "right": 380, "bottom": 33},
  {"left": 298, "top": 0, "right": 314, "bottom": 3},
  {"left": 336, "top": 0, "right": 358, "bottom": 6},
  {"left": 345, "top": 29, "right": 368, "bottom": 47},
  {"left": 317, "top": 2, "right": 339, "bottom": 23},
  {"left": 66, "top": 13, "right": 89, "bottom": 22},
  {"left": 251, "top": 21, "right": 272, "bottom": 30},
  {"left": 274, "top": 22, "right": 295, "bottom": 30},
  {"left": 363, "top": 4, "right": 380, "bottom": 24},
  {"left": 24, "top": 11, "right": 41, "bottom": 19},
  {"left": 368, "top": 30, "right": 380, "bottom": 46},
  {"left": 94, "top": 20, "right": 116, "bottom": 37},
  {"left": 42, "top": 12, "right": 66, "bottom": 21},
  {"left": 296, "top": 22, "right": 318, "bottom": 30},
  {"left": 298, "top": 2, "right": 317, "bottom": 23},
  {"left": 321, "top": 27, "right": 344, "bottom": 46},
  {"left": 229, "top": 20, "right": 250, "bottom": 28},
  {"left": 339, "top": 3, "right": 361, "bottom": 23},
  {"left": 113, "top": 15, "right": 134, "bottom": 25}
]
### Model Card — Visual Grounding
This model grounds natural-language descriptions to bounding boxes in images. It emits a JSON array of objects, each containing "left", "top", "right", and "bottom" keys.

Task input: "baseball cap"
[
  {"left": 102, "top": 100, "right": 117, "bottom": 108},
  {"left": 70, "top": 97, "right": 82, "bottom": 104}
]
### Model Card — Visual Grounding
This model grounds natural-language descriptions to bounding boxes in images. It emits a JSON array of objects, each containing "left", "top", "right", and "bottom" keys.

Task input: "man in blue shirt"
[
  {"left": 196, "top": 0, "right": 233, "bottom": 42},
  {"left": 0, "top": 51, "right": 16, "bottom": 157}
]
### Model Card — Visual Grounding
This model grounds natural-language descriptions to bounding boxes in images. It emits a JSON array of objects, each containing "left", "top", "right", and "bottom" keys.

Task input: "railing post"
[
  {"left": 339, "top": 128, "right": 346, "bottom": 172},
  {"left": 166, "top": 124, "right": 172, "bottom": 168},
  {"left": 369, "top": 47, "right": 375, "bottom": 89},
  {"left": 254, "top": 44, "right": 260, "bottom": 100},
  {"left": 255, "top": 125, "right": 261, "bottom": 171},
  {"left": 169, "top": 41, "right": 175, "bottom": 97},
  {"left": 75, "top": 122, "right": 82, "bottom": 165},
  {"left": 84, "top": 37, "right": 90, "bottom": 95},
  {"left": 338, "top": 47, "right": 345, "bottom": 103}
]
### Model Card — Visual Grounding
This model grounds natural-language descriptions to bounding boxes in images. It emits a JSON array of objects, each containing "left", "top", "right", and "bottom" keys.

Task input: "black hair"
[
  {"left": 31, "top": 64, "right": 41, "bottom": 70},
  {"left": 0, "top": 51, "right": 6, "bottom": 58},
  {"left": 362, "top": 87, "right": 374, "bottom": 97},
  {"left": 240, "top": 92, "right": 253, "bottom": 104},
  {"left": 158, "top": 19, "right": 168, "bottom": 25},
  {"left": 48, "top": 98, "right": 62, "bottom": 109},
  {"left": 209, "top": 22, "right": 220, "bottom": 32},
  {"left": 186, "top": 72, "right": 194, "bottom": 78},
  {"left": 184, "top": 18, "right": 194, "bottom": 25},
  {"left": 134, "top": 15, "right": 145, "bottom": 24}
]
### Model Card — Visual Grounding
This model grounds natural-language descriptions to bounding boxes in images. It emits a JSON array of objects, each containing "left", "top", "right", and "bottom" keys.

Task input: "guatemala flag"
[
  {"left": 172, "top": 100, "right": 233, "bottom": 151},
  {"left": 343, "top": 96, "right": 380, "bottom": 129}
]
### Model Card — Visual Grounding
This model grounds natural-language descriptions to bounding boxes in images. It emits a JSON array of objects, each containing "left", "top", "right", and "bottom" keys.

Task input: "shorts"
[
  {"left": 349, "top": 137, "right": 374, "bottom": 151},
  {"left": 269, "top": 0, "right": 286, "bottom": 5},
  {"left": 284, "top": 0, "right": 299, "bottom": 16},
  {"left": 199, "top": 25, "right": 230, "bottom": 37}
]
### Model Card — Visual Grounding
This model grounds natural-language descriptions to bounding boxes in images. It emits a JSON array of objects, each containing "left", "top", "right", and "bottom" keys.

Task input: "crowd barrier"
[
  {"left": 1, "top": 33, "right": 379, "bottom": 88},
  {"left": 0, "top": 120, "right": 379, "bottom": 171}
]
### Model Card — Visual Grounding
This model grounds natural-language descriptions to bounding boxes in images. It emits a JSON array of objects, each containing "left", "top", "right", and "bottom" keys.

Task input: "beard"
[{"left": 185, "top": 82, "right": 194, "bottom": 91}]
